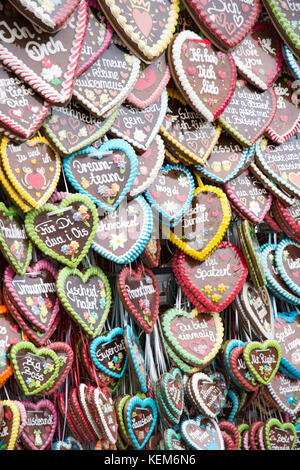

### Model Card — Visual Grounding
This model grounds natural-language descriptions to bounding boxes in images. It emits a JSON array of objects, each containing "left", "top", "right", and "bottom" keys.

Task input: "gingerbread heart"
[
  {"left": 144, "top": 164, "right": 195, "bottom": 227},
  {"left": 90, "top": 328, "right": 127, "bottom": 379},
  {"left": 169, "top": 30, "right": 236, "bottom": 122},
  {"left": 0, "top": 203, "right": 32, "bottom": 275},
  {"left": 0, "top": 135, "right": 61, "bottom": 209},
  {"left": 273, "top": 312, "right": 300, "bottom": 379},
  {"left": 275, "top": 239, "right": 300, "bottom": 297},
  {"left": 25, "top": 193, "right": 98, "bottom": 268},
  {"left": 63, "top": 139, "right": 138, "bottom": 212},
  {"left": 0, "top": 400, "right": 20, "bottom": 450},
  {"left": 267, "top": 371, "right": 300, "bottom": 416},
  {"left": 264, "top": 418, "right": 296, "bottom": 450},
  {"left": 43, "top": 342, "right": 74, "bottom": 395},
  {"left": 117, "top": 264, "right": 159, "bottom": 333},
  {"left": 0, "top": 306, "right": 24, "bottom": 387},
  {"left": 92, "top": 195, "right": 153, "bottom": 265},
  {"left": 56, "top": 266, "right": 111, "bottom": 338},
  {"left": 124, "top": 396, "right": 157, "bottom": 450},
  {"left": 182, "top": 0, "right": 261, "bottom": 50},
  {"left": 188, "top": 371, "right": 228, "bottom": 418},
  {"left": 218, "top": 78, "right": 277, "bottom": 147},
  {"left": 174, "top": 242, "right": 248, "bottom": 312},
  {"left": 124, "top": 325, "right": 147, "bottom": 393},
  {"left": 21, "top": 399, "right": 57, "bottom": 450},
  {"left": 243, "top": 340, "right": 282, "bottom": 385},
  {"left": 10, "top": 341, "right": 60, "bottom": 395},
  {"left": 140, "top": 232, "right": 160, "bottom": 268},
  {"left": 181, "top": 416, "right": 224, "bottom": 450},
  {"left": 4, "top": 261, "right": 59, "bottom": 334},
  {"left": 99, "top": 0, "right": 180, "bottom": 63},
  {"left": 161, "top": 308, "right": 224, "bottom": 367},
  {"left": 127, "top": 53, "right": 171, "bottom": 109},
  {"left": 0, "top": 0, "right": 88, "bottom": 105},
  {"left": 232, "top": 22, "right": 283, "bottom": 91},
  {"left": 42, "top": 99, "right": 118, "bottom": 156},
  {"left": 0, "top": 64, "right": 50, "bottom": 141},
  {"left": 162, "top": 185, "right": 231, "bottom": 261},
  {"left": 92, "top": 387, "right": 118, "bottom": 444}
]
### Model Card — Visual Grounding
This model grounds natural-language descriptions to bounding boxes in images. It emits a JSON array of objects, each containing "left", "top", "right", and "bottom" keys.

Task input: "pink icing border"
[
  {"left": 21, "top": 399, "right": 57, "bottom": 451},
  {"left": 127, "top": 63, "right": 171, "bottom": 109},
  {"left": 4, "top": 261, "right": 60, "bottom": 334}
]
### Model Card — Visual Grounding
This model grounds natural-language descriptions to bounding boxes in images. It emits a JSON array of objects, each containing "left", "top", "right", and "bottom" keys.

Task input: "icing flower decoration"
[
  {"left": 204, "top": 285, "right": 213, "bottom": 294},
  {"left": 81, "top": 177, "right": 90, "bottom": 189},
  {"left": 218, "top": 283, "right": 226, "bottom": 293},
  {"left": 211, "top": 293, "right": 221, "bottom": 303},
  {"left": 134, "top": 129, "right": 147, "bottom": 142},
  {"left": 109, "top": 232, "right": 127, "bottom": 251}
]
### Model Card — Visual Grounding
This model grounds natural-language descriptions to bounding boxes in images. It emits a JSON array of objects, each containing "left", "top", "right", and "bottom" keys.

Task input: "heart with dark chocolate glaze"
[
  {"left": 124, "top": 396, "right": 157, "bottom": 450},
  {"left": 63, "top": 139, "right": 138, "bottom": 212},
  {"left": 0, "top": 307, "right": 23, "bottom": 387},
  {"left": 4, "top": 261, "right": 59, "bottom": 334},
  {"left": 144, "top": 164, "right": 195, "bottom": 227},
  {"left": 10, "top": 341, "right": 60, "bottom": 396},
  {"left": 92, "top": 387, "right": 118, "bottom": 444},
  {"left": 173, "top": 242, "right": 248, "bottom": 312},
  {"left": 264, "top": 418, "right": 296, "bottom": 450},
  {"left": 275, "top": 239, "right": 300, "bottom": 297},
  {"left": 21, "top": 399, "right": 57, "bottom": 450},
  {"left": 161, "top": 368, "right": 184, "bottom": 418},
  {"left": 1, "top": 135, "right": 61, "bottom": 209},
  {"left": 218, "top": 421, "right": 239, "bottom": 451},
  {"left": 266, "top": 371, "right": 300, "bottom": 416},
  {"left": 188, "top": 371, "right": 228, "bottom": 418},
  {"left": 141, "top": 232, "right": 161, "bottom": 268},
  {"left": 0, "top": 0, "right": 88, "bottom": 105},
  {"left": 56, "top": 266, "right": 111, "bottom": 338},
  {"left": 169, "top": 30, "right": 236, "bottom": 122},
  {"left": 273, "top": 313, "right": 300, "bottom": 378},
  {"left": 0, "top": 400, "right": 20, "bottom": 450},
  {"left": 42, "top": 342, "right": 74, "bottom": 395},
  {"left": 218, "top": 78, "right": 277, "bottom": 147},
  {"left": 229, "top": 346, "right": 259, "bottom": 392},
  {"left": 243, "top": 340, "right": 282, "bottom": 385},
  {"left": 25, "top": 193, "right": 98, "bottom": 268},
  {"left": 117, "top": 264, "right": 159, "bottom": 333},
  {"left": 90, "top": 328, "right": 127, "bottom": 379},
  {"left": 181, "top": 416, "right": 224, "bottom": 450}
]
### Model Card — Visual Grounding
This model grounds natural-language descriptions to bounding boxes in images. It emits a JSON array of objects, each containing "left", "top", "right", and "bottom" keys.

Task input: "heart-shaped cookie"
[
  {"left": 117, "top": 264, "right": 159, "bottom": 333},
  {"left": 124, "top": 325, "right": 147, "bottom": 393},
  {"left": 163, "top": 429, "right": 186, "bottom": 450},
  {"left": 0, "top": 203, "right": 32, "bottom": 275},
  {"left": 255, "top": 135, "right": 300, "bottom": 199},
  {"left": 92, "top": 387, "right": 118, "bottom": 444},
  {"left": 162, "top": 185, "right": 231, "bottom": 261},
  {"left": 283, "top": 44, "right": 300, "bottom": 80},
  {"left": 188, "top": 371, "right": 228, "bottom": 418},
  {"left": 56, "top": 266, "right": 111, "bottom": 338},
  {"left": 266, "top": 74, "right": 300, "bottom": 144},
  {"left": 92, "top": 195, "right": 153, "bottom": 265},
  {"left": 224, "top": 169, "right": 272, "bottom": 224},
  {"left": 182, "top": 0, "right": 261, "bottom": 50},
  {"left": 0, "top": 400, "right": 20, "bottom": 450},
  {"left": 228, "top": 345, "right": 259, "bottom": 392},
  {"left": 174, "top": 242, "right": 248, "bottom": 312},
  {"left": 243, "top": 340, "right": 282, "bottom": 385},
  {"left": 161, "top": 308, "right": 224, "bottom": 367},
  {"left": 76, "top": 6, "right": 113, "bottom": 76},
  {"left": 264, "top": 418, "right": 296, "bottom": 450},
  {"left": 169, "top": 30, "right": 236, "bottom": 122},
  {"left": 267, "top": 371, "right": 300, "bottom": 416},
  {"left": 263, "top": 0, "right": 300, "bottom": 60},
  {"left": 144, "top": 163, "right": 195, "bottom": 227},
  {"left": 0, "top": 306, "right": 24, "bottom": 387},
  {"left": 10, "top": 341, "right": 60, "bottom": 395},
  {"left": 4, "top": 261, "right": 59, "bottom": 334},
  {"left": 140, "top": 231, "right": 160, "bottom": 268},
  {"left": 127, "top": 53, "right": 171, "bottom": 109},
  {"left": 72, "top": 40, "right": 140, "bottom": 119},
  {"left": 218, "top": 78, "right": 277, "bottom": 147},
  {"left": 100, "top": 0, "right": 180, "bottom": 63},
  {"left": 43, "top": 342, "right": 74, "bottom": 395},
  {"left": 9, "top": 0, "right": 81, "bottom": 33},
  {"left": 160, "top": 88, "right": 221, "bottom": 165},
  {"left": 275, "top": 239, "right": 300, "bottom": 297},
  {"left": 232, "top": 22, "right": 283, "bottom": 91},
  {"left": 21, "top": 399, "right": 57, "bottom": 450},
  {"left": 0, "top": 65, "right": 50, "bottom": 141},
  {"left": 42, "top": 99, "right": 118, "bottom": 156},
  {"left": 194, "top": 131, "right": 254, "bottom": 184},
  {"left": 109, "top": 90, "right": 168, "bottom": 151},
  {"left": 160, "top": 368, "right": 184, "bottom": 418},
  {"left": 274, "top": 312, "right": 300, "bottom": 379},
  {"left": 124, "top": 396, "right": 157, "bottom": 450},
  {"left": 181, "top": 416, "right": 224, "bottom": 450},
  {"left": 63, "top": 139, "right": 137, "bottom": 212},
  {"left": 129, "top": 135, "right": 165, "bottom": 198},
  {"left": 25, "top": 193, "right": 98, "bottom": 268},
  {"left": 0, "top": 0, "right": 88, "bottom": 105},
  {"left": 0, "top": 135, "right": 61, "bottom": 209},
  {"left": 90, "top": 328, "right": 127, "bottom": 379}
]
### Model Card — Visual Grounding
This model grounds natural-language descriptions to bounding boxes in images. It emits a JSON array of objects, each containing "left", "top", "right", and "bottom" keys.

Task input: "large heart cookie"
[
  {"left": 0, "top": 65, "right": 50, "bottom": 141},
  {"left": 63, "top": 139, "right": 137, "bottom": 212},
  {"left": 90, "top": 328, "right": 127, "bottom": 379},
  {"left": 72, "top": 40, "right": 140, "bottom": 119},
  {"left": 124, "top": 396, "right": 157, "bottom": 450},
  {"left": 267, "top": 371, "right": 300, "bottom": 416},
  {"left": 21, "top": 399, "right": 57, "bottom": 450},
  {"left": 173, "top": 242, "right": 248, "bottom": 312},
  {"left": 100, "top": 0, "right": 180, "bottom": 63},
  {"left": 182, "top": 0, "right": 261, "bottom": 50},
  {"left": 264, "top": 418, "right": 296, "bottom": 450},
  {"left": 0, "top": 135, "right": 61, "bottom": 209},
  {"left": 92, "top": 195, "right": 153, "bottom": 265},
  {"left": 162, "top": 185, "right": 231, "bottom": 261},
  {"left": 181, "top": 416, "right": 224, "bottom": 450},
  {"left": 25, "top": 193, "right": 98, "bottom": 268},
  {"left": 56, "top": 266, "right": 111, "bottom": 338},
  {"left": 169, "top": 30, "right": 236, "bottom": 122},
  {"left": 243, "top": 340, "right": 282, "bottom": 385},
  {"left": 0, "top": 0, "right": 88, "bottom": 105}
]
